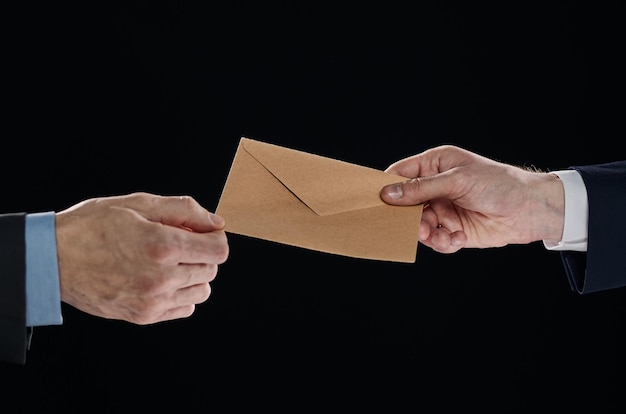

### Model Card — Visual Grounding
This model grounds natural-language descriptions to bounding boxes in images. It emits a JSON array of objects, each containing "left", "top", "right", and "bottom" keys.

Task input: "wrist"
[{"left": 531, "top": 172, "right": 565, "bottom": 243}]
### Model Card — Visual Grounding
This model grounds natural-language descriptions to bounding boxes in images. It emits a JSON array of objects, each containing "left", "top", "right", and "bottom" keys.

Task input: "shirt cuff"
[
  {"left": 25, "top": 212, "right": 63, "bottom": 326},
  {"left": 542, "top": 170, "right": 588, "bottom": 252}
]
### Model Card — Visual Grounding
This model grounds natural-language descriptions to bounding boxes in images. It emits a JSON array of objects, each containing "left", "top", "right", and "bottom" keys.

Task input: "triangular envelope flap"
[{"left": 241, "top": 137, "right": 406, "bottom": 216}]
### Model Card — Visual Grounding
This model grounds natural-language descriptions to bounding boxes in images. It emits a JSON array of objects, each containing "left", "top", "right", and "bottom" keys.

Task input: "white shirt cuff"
[{"left": 543, "top": 170, "right": 588, "bottom": 252}]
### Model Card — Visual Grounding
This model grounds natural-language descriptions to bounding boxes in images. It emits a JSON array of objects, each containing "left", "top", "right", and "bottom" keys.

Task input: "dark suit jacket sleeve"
[
  {"left": 561, "top": 161, "right": 626, "bottom": 294},
  {"left": 0, "top": 212, "right": 27, "bottom": 364}
]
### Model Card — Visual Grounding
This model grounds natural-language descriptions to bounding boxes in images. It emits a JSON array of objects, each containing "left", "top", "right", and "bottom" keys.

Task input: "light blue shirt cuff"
[{"left": 25, "top": 212, "right": 63, "bottom": 326}]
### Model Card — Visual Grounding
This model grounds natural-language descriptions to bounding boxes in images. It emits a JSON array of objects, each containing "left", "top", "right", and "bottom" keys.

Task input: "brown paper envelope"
[{"left": 215, "top": 137, "right": 423, "bottom": 262}]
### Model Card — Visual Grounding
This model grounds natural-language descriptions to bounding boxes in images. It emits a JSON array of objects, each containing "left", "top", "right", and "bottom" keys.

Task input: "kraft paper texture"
[{"left": 216, "top": 137, "right": 423, "bottom": 262}]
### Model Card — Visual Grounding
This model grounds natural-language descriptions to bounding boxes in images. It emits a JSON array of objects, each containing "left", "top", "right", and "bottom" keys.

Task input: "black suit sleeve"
[
  {"left": 0, "top": 213, "right": 27, "bottom": 364},
  {"left": 561, "top": 161, "right": 626, "bottom": 294}
]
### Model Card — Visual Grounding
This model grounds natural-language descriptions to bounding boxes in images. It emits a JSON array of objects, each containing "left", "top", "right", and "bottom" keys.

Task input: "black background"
[{"left": 3, "top": 2, "right": 626, "bottom": 410}]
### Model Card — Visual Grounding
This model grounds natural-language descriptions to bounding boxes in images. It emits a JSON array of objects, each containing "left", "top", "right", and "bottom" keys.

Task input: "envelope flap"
[{"left": 241, "top": 138, "right": 405, "bottom": 216}]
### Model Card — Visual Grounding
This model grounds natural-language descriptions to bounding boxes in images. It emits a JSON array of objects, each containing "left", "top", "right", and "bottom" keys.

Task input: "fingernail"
[{"left": 385, "top": 183, "right": 403, "bottom": 199}]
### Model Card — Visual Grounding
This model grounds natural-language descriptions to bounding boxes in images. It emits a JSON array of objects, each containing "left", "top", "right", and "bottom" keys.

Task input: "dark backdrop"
[{"left": 3, "top": 2, "right": 626, "bottom": 410}]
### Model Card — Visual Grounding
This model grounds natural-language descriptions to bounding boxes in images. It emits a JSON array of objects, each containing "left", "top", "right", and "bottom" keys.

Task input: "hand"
[
  {"left": 55, "top": 192, "right": 229, "bottom": 324},
  {"left": 380, "top": 145, "right": 565, "bottom": 254}
]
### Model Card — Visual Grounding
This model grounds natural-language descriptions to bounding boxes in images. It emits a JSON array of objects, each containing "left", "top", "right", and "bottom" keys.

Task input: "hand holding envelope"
[{"left": 215, "top": 137, "right": 423, "bottom": 262}]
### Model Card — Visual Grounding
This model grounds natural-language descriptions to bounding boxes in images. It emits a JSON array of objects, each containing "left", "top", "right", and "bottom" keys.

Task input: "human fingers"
[
  {"left": 177, "top": 282, "right": 212, "bottom": 305},
  {"left": 381, "top": 145, "right": 473, "bottom": 206},
  {"left": 419, "top": 203, "right": 468, "bottom": 252},
  {"left": 381, "top": 172, "right": 456, "bottom": 206},
  {"left": 144, "top": 194, "right": 226, "bottom": 232},
  {"left": 155, "top": 225, "right": 229, "bottom": 266},
  {"left": 115, "top": 193, "right": 230, "bottom": 264},
  {"left": 121, "top": 271, "right": 215, "bottom": 324},
  {"left": 420, "top": 226, "right": 467, "bottom": 254},
  {"left": 158, "top": 304, "right": 198, "bottom": 322},
  {"left": 153, "top": 281, "right": 213, "bottom": 323},
  {"left": 117, "top": 192, "right": 225, "bottom": 233},
  {"left": 170, "top": 262, "right": 219, "bottom": 288}
]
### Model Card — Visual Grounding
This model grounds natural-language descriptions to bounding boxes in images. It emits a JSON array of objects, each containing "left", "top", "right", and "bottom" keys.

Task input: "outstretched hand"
[
  {"left": 55, "top": 192, "right": 229, "bottom": 324},
  {"left": 380, "top": 145, "right": 565, "bottom": 253}
]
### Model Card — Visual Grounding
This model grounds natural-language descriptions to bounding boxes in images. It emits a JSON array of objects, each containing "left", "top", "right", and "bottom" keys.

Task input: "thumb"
[{"left": 380, "top": 175, "right": 446, "bottom": 206}]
